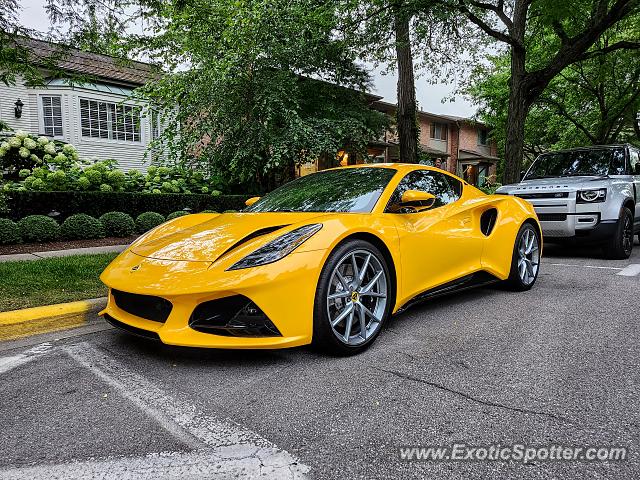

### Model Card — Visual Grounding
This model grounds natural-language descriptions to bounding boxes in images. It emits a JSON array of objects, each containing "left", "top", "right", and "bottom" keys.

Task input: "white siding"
[{"left": 0, "top": 78, "right": 152, "bottom": 172}]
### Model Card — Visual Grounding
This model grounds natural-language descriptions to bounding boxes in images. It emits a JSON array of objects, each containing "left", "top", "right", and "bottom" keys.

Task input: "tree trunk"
[
  {"left": 394, "top": 6, "right": 419, "bottom": 164},
  {"left": 503, "top": 47, "right": 529, "bottom": 184}
]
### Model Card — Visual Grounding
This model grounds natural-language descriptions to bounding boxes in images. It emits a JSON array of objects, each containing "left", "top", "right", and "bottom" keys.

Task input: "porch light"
[{"left": 14, "top": 99, "right": 24, "bottom": 118}]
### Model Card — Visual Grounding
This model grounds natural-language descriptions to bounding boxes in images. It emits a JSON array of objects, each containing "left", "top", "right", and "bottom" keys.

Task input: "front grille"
[
  {"left": 111, "top": 289, "right": 173, "bottom": 323},
  {"left": 537, "top": 213, "right": 568, "bottom": 222},
  {"left": 103, "top": 314, "right": 161, "bottom": 341},
  {"left": 189, "top": 295, "right": 282, "bottom": 337},
  {"left": 516, "top": 192, "right": 569, "bottom": 199}
]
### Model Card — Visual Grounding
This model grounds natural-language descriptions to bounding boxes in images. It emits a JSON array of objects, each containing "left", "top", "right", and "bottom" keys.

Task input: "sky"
[{"left": 18, "top": 0, "right": 477, "bottom": 117}]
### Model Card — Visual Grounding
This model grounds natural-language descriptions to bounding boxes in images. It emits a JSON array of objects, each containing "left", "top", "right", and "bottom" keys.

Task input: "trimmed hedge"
[
  {"left": 61, "top": 214, "right": 105, "bottom": 240},
  {"left": 0, "top": 218, "right": 21, "bottom": 244},
  {"left": 17, "top": 215, "right": 61, "bottom": 242},
  {"left": 136, "top": 212, "right": 165, "bottom": 233},
  {"left": 4, "top": 191, "right": 249, "bottom": 221},
  {"left": 166, "top": 210, "right": 189, "bottom": 221},
  {"left": 99, "top": 212, "right": 136, "bottom": 237}
]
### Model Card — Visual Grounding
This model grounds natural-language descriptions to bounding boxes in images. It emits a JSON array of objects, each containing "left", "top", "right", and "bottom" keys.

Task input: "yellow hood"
[{"left": 130, "top": 212, "right": 327, "bottom": 262}]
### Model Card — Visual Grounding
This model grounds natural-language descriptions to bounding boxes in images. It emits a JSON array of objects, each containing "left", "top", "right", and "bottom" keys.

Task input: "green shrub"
[
  {"left": 223, "top": 209, "right": 238, "bottom": 213},
  {"left": 0, "top": 218, "right": 21, "bottom": 245},
  {"left": 199, "top": 210, "right": 219, "bottom": 213},
  {"left": 99, "top": 212, "right": 136, "bottom": 237},
  {"left": 61, "top": 214, "right": 105, "bottom": 240},
  {"left": 0, "top": 132, "right": 78, "bottom": 180},
  {"left": 4, "top": 191, "right": 249, "bottom": 220},
  {"left": 136, "top": 212, "right": 165, "bottom": 233},
  {"left": 17, "top": 215, "right": 60, "bottom": 243},
  {"left": 166, "top": 211, "right": 190, "bottom": 221}
]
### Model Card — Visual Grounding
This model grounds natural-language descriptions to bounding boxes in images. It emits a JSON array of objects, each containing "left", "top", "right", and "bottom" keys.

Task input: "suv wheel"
[{"left": 604, "top": 207, "right": 634, "bottom": 260}]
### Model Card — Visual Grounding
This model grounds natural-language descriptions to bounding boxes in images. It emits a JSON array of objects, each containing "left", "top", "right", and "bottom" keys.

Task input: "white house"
[{"left": 0, "top": 38, "right": 158, "bottom": 171}]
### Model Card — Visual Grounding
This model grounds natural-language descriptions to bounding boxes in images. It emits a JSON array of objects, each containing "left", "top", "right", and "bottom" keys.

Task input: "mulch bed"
[{"left": 0, "top": 236, "right": 138, "bottom": 256}]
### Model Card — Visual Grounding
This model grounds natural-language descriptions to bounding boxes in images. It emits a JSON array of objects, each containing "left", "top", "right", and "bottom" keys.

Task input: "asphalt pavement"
[{"left": 0, "top": 241, "right": 638, "bottom": 479}]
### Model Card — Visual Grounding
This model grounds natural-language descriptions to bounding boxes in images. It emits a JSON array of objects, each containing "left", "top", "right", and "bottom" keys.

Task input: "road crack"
[{"left": 376, "top": 367, "right": 570, "bottom": 424}]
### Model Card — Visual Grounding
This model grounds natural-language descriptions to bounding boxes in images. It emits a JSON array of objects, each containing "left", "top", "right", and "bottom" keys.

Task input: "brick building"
[{"left": 297, "top": 97, "right": 499, "bottom": 187}]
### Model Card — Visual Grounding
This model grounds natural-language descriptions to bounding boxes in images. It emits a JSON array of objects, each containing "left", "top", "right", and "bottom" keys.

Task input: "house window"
[
  {"left": 151, "top": 110, "right": 161, "bottom": 141},
  {"left": 41, "top": 95, "right": 63, "bottom": 137},
  {"left": 478, "top": 128, "right": 489, "bottom": 145},
  {"left": 80, "top": 98, "right": 141, "bottom": 142},
  {"left": 430, "top": 122, "right": 448, "bottom": 141}
]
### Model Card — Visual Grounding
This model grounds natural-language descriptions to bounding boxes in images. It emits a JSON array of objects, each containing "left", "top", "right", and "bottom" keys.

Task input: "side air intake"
[{"left": 480, "top": 208, "right": 498, "bottom": 236}]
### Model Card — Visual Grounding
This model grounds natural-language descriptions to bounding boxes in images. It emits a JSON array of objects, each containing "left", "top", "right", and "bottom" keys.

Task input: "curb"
[
  {"left": 0, "top": 297, "right": 107, "bottom": 341},
  {"left": 0, "top": 245, "right": 127, "bottom": 263}
]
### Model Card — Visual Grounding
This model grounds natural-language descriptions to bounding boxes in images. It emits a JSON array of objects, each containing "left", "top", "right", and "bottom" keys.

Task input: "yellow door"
[{"left": 385, "top": 169, "right": 484, "bottom": 302}]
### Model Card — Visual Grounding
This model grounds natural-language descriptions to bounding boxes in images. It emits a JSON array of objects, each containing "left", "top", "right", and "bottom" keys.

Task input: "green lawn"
[{"left": 0, "top": 253, "right": 118, "bottom": 312}]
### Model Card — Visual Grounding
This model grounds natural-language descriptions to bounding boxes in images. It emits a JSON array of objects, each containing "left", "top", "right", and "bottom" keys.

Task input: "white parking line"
[
  {"left": 548, "top": 263, "right": 623, "bottom": 271},
  {"left": 0, "top": 343, "right": 53, "bottom": 376},
  {"left": 40, "top": 342, "right": 309, "bottom": 479},
  {"left": 617, "top": 264, "right": 640, "bottom": 277}
]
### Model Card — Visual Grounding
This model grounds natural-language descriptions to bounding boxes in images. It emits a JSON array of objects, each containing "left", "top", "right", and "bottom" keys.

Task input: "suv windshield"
[
  {"left": 524, "top": 147, "right": 626, "bottom": 180},
  {"left": 246, "top": 167, "right": 397, "bottom": 213}
]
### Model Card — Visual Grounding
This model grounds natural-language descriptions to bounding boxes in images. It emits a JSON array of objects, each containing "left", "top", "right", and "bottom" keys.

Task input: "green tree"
[
  {"left": 126, "top": 0, "right": 388, "bottom": 191},
  {"left": 447, "top": 0, "right": 640, "bottom": 183},
  {"left": 468, "top": 23, "right": 640, "bottom": 169}
]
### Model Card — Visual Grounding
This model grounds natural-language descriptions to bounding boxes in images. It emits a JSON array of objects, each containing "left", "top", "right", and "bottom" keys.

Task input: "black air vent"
[
  {"left": 480, "top": 208, "right": 498, "bottom": 236},
  {"left": 217, "top": 225, "right": 288, "bottom": 260},
  {"left": 112, "top": 289, "right": 173, "bottom": 323}
]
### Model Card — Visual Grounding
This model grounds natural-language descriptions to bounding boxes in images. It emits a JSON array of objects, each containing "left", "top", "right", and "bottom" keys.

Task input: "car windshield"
[
  {"left": 246, "top": 167, "right": 397, "bottom": 213},
  {"left": 524, "top": 147, "right": 626, "bottom": 179}
]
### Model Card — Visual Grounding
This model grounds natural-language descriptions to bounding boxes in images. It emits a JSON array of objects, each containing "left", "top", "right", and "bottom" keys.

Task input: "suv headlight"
[
  {"left": 227, "top": 224, "right": 322, "bottom": 270},
  {"left": 577, "top": 189, "right": 607, "bottom": 203}
]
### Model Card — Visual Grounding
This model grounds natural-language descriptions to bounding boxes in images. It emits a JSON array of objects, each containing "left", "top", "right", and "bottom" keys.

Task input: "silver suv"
[{"left": 497, "top": 144, "right": 640, "bottom": 259}]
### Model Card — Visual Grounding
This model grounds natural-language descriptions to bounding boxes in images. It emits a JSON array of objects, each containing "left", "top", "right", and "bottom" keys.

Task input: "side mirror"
[
  {"left": 400, "top": 190, "right": 436, "bottom": 208},
  {"left": 245, "top": 196, "right": 261, "bottom": 207}
]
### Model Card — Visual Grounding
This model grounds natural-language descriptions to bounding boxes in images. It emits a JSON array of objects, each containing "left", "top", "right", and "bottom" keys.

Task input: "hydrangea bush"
[{"left": 0, "top": 131, "right": 79, "bottom": 180}]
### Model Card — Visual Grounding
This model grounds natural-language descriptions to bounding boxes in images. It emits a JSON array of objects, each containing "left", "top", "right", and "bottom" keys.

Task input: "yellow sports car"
[{"left": 100, "top": 164, "right": 541, "bottom": 354}]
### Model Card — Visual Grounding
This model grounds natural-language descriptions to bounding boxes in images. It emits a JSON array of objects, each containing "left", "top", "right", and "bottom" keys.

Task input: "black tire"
[
  {"left": 312, "top": 239, "right": 393, "bottom": 355},
  {"left": 603, "top": 207, "right": 634, "bottom": 260},
  {"left": 503, "top": 222, "right": 541, "bottom": 291}
]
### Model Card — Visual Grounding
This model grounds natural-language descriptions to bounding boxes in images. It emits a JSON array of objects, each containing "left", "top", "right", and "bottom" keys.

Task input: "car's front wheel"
[
  {"left": 313, "top": 240, "right": 392, "bottom": 355},
  {"left": 604, "top": 207, "right": 634, "bottom": 260},
  {"left": 504, "top": 222, "right": 541, "bottom": 291}
]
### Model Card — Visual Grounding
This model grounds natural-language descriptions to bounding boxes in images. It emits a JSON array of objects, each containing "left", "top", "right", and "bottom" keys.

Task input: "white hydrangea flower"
[
  {"left": 44, "top": 143, "right": 57, "bottom": 155},
  {"left": 23, "top": 138, "right": 37, "bottom": 150},
  {"left": 19, "top": 147, "right": 30, "bottom": 158},
  {"left": 15, "top": 130, "right": 28, "bottom": 139},
  {"left": 37, "top": 136, "right": 50, "bottom": 145},
  {"left": 8, "top": 137, "right": 21, "bottom": 148}
]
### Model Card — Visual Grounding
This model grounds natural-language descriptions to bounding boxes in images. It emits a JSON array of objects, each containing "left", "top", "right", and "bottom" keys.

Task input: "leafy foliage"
[
  {"left": 127, "top": 0, "right": 388, "bottom": 191},
  {"left": 4, "top": 190, "right": 248, "bottom": 221},
  {"left": 17, "top": 215, "right": 61, "bottom": 243},
  {"left": 61, "top": 213, "right": 105, "bottom": 240},
  {"left": 99, "top": 212, "right": 136, "bottom": 237},
  {"left": 0, "top": 218, "right": 21, "bottom": 245},
  {"left": 0, "top": 132, "right": 79, "bottom": 181},
  {"left": 136, "top": 212, "right": 165, "bottom": 233},
  {"left": 166, "top": 211, "right": 189, "bottom": 221},
  {"left": 467, "top": 21, "right": 640, "bottom": 170}
]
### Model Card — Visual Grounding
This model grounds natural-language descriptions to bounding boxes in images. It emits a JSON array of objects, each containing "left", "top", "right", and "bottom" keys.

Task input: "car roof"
[
  {"left": 327, "top": 163, "right": 439, "bottom": 173},
  {"left": 539, "top": 144, "right": 633, "bottom": 155}
]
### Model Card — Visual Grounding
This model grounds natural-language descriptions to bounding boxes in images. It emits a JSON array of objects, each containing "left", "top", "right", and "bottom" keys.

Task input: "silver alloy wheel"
[
  {"left": 517, "top": 227, "right": 540, "bottom": 286},
  {"left": 326, "top": 249, "right": 387, "bottom": 346}
]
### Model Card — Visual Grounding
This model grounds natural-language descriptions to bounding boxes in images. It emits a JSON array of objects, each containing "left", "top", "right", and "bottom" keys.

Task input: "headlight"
[
  {"left": 577, "top": 189, "right": 607, "bottom": 203},
  {"left": 227, "top": 224, "right": 322, "bottom": 270}
]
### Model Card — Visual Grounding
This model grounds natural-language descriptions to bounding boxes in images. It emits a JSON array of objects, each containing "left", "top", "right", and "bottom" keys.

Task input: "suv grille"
[
  {"left": 112, "top": 289, "right": 173, "bottom": 323},
  {"left": 516, "top": 192, "right": 569, "bottom": 199},
  {"left": 537, "top": 213, "right": 567, "bottom": 222}
]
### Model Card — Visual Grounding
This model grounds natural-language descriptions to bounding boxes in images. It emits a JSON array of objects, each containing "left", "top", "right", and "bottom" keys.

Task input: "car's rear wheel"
[
  {"left": 604, "top": 207, "right": 634, "bottom": 260},
  {"left": 504, "top": 223, "right": 540, "bottom": 291},
  {"left": 313, "top": 240, "right": 392, "bottom": 355}
]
